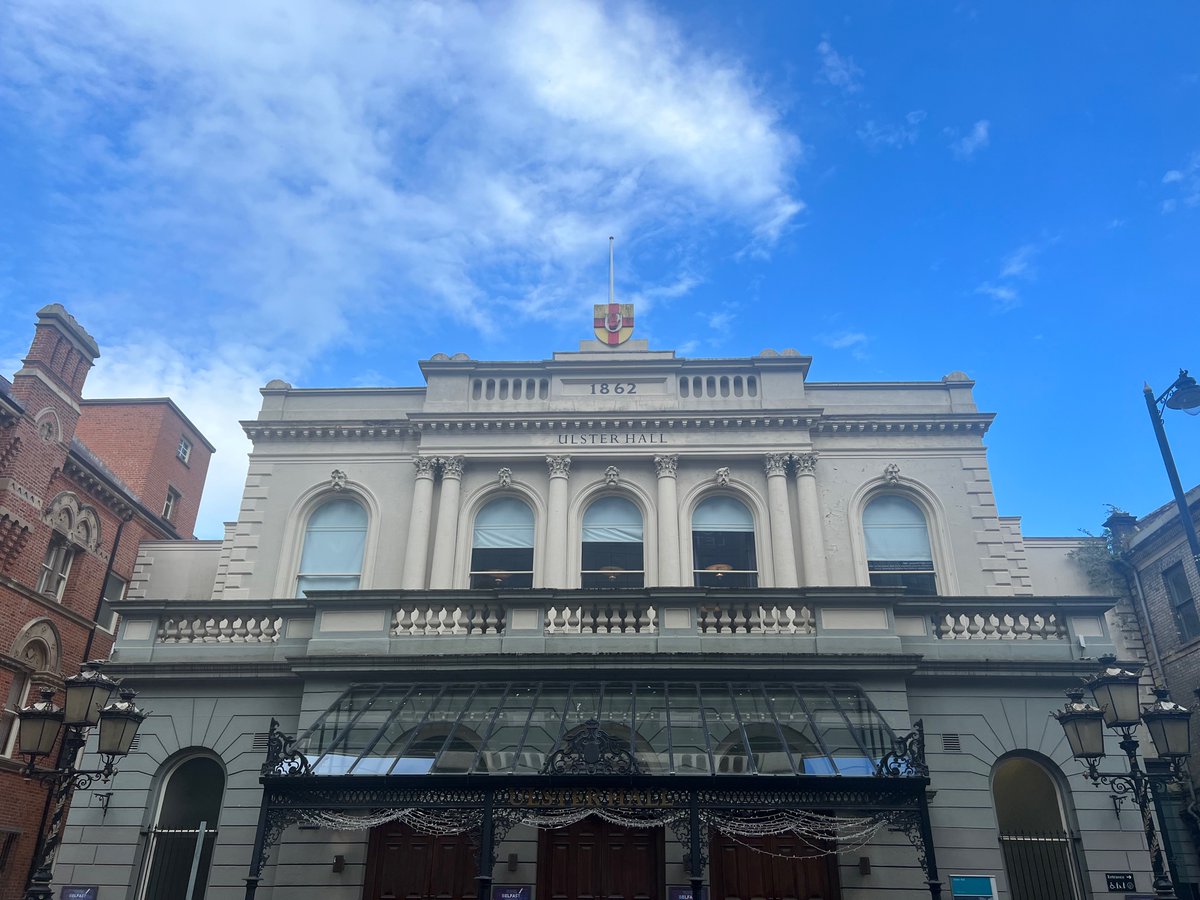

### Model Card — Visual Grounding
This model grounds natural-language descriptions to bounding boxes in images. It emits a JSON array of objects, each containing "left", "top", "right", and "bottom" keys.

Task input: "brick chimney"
[{"left": 9, "top": 304, "right": 101, "bottom": 445}]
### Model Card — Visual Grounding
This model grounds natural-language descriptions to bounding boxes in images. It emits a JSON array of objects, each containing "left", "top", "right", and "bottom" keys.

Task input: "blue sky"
[{"left": 1, "top": 1, "right": 1197, "bottom": 541}]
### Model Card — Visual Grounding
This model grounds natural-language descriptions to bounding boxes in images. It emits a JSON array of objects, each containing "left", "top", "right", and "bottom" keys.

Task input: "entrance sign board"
[
  {"left": 493, "top": 886, "right": 532, "bottom": 900},
  {"left": 668, "top": 886, "right": 709, "bottom": 900},
  {"left": 1106, "top": 873, "right": 1136, "bottom": 891},
  {"left": 949, "top": 875, "right": 997, "bottom": 900}
]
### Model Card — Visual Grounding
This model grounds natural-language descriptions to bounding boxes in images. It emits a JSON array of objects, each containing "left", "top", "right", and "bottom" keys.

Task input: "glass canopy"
[{"left": 295, "top": 682, "right": 897, "bottom": 778}]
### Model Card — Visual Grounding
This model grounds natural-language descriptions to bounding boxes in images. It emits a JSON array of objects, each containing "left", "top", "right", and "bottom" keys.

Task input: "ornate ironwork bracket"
[
  {"left": 877, "top": 719, "right": 928, "bottom": 778},
  {"left": 262, "top": 717, "right": 313, "bottom": 777},
  {"left": 542, "top": 720, "right": 642, "bottom": 776}
]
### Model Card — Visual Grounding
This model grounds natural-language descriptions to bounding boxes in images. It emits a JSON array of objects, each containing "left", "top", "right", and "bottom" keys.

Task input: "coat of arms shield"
[{"left": 593, "top": 303, "right": 634, "bottom": 346}]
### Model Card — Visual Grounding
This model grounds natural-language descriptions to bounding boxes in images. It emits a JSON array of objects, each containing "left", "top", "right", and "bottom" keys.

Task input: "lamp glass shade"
[
  {"left": 1165, "top": 374, "right": 1200, "bottom": 411},
  {"left": 97, "top": 691, "right": 147, "bottom": 757},
  {"left": 1055, "top": 707, "right": 1106, "bottom": 759},
  {"left": 1142, "top": 691, "right": 1192, "bottom": 759},
  {"left": 1088, "top": 671, "right": 1142, "bottom": 728},
  {"left": 63, "top": 668, "right": 118, "bottom": 727},
  {"left": 18, "top": 692, "right": 64, "bottom": 757}
]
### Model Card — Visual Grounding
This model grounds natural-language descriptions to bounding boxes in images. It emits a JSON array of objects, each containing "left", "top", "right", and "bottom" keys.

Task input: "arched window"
[
  {"left": 470, "top": 498, "right": 535, "bottom": 588},
  {"left": 2, "top": 641, "right": 49, "bottom": 757},
  {"left": 863, "top": 495, "right": 936, "bottom": 595},
  {"left": 692, "top": 496, "right": 757, "bottom": 588},
  {"left": 140, "top": 756, "right": 225, "bottom": 900},
  {"left": 993, "top": 755, "right": 1085, "bottom": 899},
  {"left": 296, "top": 498, "right": 367, "bottom": 596},
  {"left": 581, "top": 497, "right": 644, "bottom": 588}
]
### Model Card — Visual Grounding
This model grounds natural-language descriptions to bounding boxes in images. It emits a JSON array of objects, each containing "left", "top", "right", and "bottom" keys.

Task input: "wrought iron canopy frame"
[{"left": 243, "top": 718, "right": 943, "bottom": 900}]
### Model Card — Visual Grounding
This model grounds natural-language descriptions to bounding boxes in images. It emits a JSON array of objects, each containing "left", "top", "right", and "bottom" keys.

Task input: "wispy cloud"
[
  {"left": 974, "top": 282, "right": 1020, "bottom": 312},
  {"left": 857, "top": 111, "right": 926, "bottom": 150},
  {"left": 1000, "top": 243, "right": 1039, "bottom": 279},
  {"left": 815, "top": 39, "right": 863, "bottom": 94},
  {"left": 948, "top": 119, "right": 990, "bottom": 159},
  {"left": 1161, "top": 151, "right": 1200, "bottom": 213},
  {"left": 0, "top": 0, "right": 805, "bottom": 535},
  {"left": 974, "top": 239, "right": 1049, "bottom": 312},
  {"left": 818, "top": 330, "right": 870, "bottom": 360}
]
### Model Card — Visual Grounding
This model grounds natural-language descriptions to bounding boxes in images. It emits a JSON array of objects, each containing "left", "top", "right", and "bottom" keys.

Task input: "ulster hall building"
[{"left": 54, "top": 322, "right": 1157, "bottom": 900}]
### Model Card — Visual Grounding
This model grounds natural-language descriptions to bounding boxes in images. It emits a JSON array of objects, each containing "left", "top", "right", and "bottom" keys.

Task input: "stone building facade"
[
  {"left": 0, "top": 305, "right": 213, "bottom": 900},
  {"left": 54, "top": 336, "right": 1163, "bottom": 900}
]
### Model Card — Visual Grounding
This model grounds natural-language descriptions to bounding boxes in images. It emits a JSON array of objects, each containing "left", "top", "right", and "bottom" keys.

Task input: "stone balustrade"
[{"left": 107, "top": 590, "right": 1115, "bottom": 664}]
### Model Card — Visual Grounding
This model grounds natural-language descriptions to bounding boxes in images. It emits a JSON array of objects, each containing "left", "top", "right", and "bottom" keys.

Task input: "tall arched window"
[
  {"left": 470, "top": 498, "right": 535, "bottom": 588},
  {"left": 863, "top": 495, "right": 936, "bottom": 595},
  {"left": 140, "top": 756, "right": 225, "bottom": 900},
  {"left": 296, "top": 498, "right": 367, "bottom": 596},
  {"left": 692, "top": 496, "right": 758, "bottom": 588},
  {"left": 581, "top": 497, "right": 644, "bottom": 588},
  {"left": 992, "top": 755, "right": 1085, "bottom": 899}
]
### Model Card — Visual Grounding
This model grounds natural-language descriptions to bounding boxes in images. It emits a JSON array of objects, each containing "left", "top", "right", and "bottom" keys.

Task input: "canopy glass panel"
[{"left": 295, "top": 682, "right": 898, "bottom": 777}]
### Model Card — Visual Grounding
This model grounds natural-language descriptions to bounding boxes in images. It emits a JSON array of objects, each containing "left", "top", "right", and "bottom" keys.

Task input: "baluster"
[
  {"left": 949, "top": 614, "right": 966, "bottom": 639},
  {"left": 217, "top": 617, "right": 234, "bottom": 643},
  {"left": 492, "top": 605, "right": 505, "bottom": 634},
  {"left": 178, "top": 617, "right": 195, "bottom": 644},
  {"left": 568, "top": 605, "right": 582, "bottom": 633},
  {"left": 717, "top": 605, "right": 732, "bottom": 634},
  {"left": 412, "top": 606, "right": 428, "bottom": 634},
  {"left": 966, "top": 614, "right": 982, "bottom": 639},
  {"left": 747, "top": 604, "right": 763, "bottom": 633},
  {"left": 1012, "top": 614, "right": 1029, "bottom": 639},
  {"left": 390, "top": 610, "right": 402, "bottom": 635},
  {"left": 267, "top": 617, "right": 282, "bottom": 641},
  {"left": 159, "top": 617, "right": 176, "bottom": 643},
  {"left": 247, "top": 617, "right": 263, "bottom": 642},
  {"left": 1030, "top": 614, "right": 1046, "bottom": 640},
  {"left": 646, "top": 605, "right": 658, "bottom": 632},
  {"left": 980, "top": 614, "right": 998, "bottom": 639},
  {"left": 394, "top": 606, "right": 412, "bottom": 635}
]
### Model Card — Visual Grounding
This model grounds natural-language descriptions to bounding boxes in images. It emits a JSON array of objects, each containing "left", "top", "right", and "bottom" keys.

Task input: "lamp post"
[
  {"left": 17, "top": 662, "right": 147, "bottom": 900},
  {"left": 1054, "top": 657, "right": 1192, "bottom": 899},
  {"left": 1144, "top": 369, "right": 1200, "bottom": 571}
]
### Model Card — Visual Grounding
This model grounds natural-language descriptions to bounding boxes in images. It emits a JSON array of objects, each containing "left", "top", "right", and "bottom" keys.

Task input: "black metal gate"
[
  {"left": 997, "top": 831, "right": 1083, "bottom": 900},
  {"left": 139, "top": 824, "right": 218, "bottom": 900}
]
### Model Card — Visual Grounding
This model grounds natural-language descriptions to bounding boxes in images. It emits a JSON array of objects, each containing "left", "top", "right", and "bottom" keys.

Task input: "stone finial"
[
  {"left": 764, "top": 453, "right": 790, "bottom": 477},
  {"left": 654, "top": 454, "right": 679, "bottom": 478},
  {"left": 546, "top": 455, "right": 571, "bottom": 477},
  {"left": 604, "top": 465, "right": 621, "bottom": 486},
  {"left": 884, "top": 463, "right": 901, "bottom": 485},
  {"left": 441, "top": 456, "right": 465, "bottom": 479},
  {"left": 330, "top": 469, "right": 347, "bottom": 491},
  {"left": 715, "top": 467, "right": 731, "bottom": 486},
  {"left": 792, "top": 452, "right": 819, "bottom": 476},
  {"left": 413, "top": 456, "right": 436, "bottom": 478},
  {"left": 498, "top": 467, "right": 513, "bottom": 487}
]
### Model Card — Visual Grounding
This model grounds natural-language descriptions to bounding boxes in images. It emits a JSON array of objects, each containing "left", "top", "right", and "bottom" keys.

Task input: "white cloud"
[
  {"left": 1160, "top": 151, "right": 1200, "bottom": 212},
  {"left": 1000, "top": 244, "right": 1039, "bottom": 279},
  {"left": 0, "top": 0, "right": 806, "bottom": 535},
  {"left": 815, "top": 39, "right": 863, "bottom": 94},
  {"left": 819, "top": 330, "right": 870, "bottom": 360},
  {"left": 949, "top": 119, "right": 990, "bottom": 159},
  {"left": 974, "top": 282, "right": 1019, "bottom": 311},
  {"left": 858, "top": 111, "right": 926, "bottom": 150}
]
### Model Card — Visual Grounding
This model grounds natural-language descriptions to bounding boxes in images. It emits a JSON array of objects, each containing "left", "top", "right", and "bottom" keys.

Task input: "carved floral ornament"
[
  {"left": 763, "top": 453, "right": 791, "bottom": 477},
  {"left": 413, "top": 456, "right": 437, "bottom": 478},
  {"left": 654, "top": 454, "right": 679, "bottom": 477},
  {"left": 43, "top": 492, "right": 102, "bottom": 555},
  {"left": 791, "top": 451, "right": 819, "bottom": 476},
  {"left": 440, "top": 456, "right": 465, "bottom": 479},
  {"left": 546, "top": 455, "right": 571, "bottom": 477}
]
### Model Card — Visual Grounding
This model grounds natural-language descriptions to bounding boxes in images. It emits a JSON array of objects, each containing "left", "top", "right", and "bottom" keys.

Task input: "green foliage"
[{"left": 1068, "top": 506, "right": 1132, "bottom": 597}]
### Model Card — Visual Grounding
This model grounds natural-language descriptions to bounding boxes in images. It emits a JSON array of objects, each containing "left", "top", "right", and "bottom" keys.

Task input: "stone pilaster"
[
  {"left": 545, "top": 455, "right": 571, "bottom": 588},
  {"left": 429, "top": 456, "right": 464, "bottom": 589},
  {"left": 791, "top": 452, "right": 828, "bottom": 586},
  {"left": 764, "top": 453, "right": 798, "bottom": 587},
  {"left": 401, "top": 456, "right": 437, "bottom": 589},
  {"left": 654, "top": 454, "right": 681, "bottom": 586}
]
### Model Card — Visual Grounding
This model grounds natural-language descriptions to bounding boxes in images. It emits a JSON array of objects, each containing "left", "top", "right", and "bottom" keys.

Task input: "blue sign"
[
  {"left": 949, "top": 875, "right": 996, "bottom": 900},
  {"left": 668, "top": 887, "right": 709, "bottom": 900},
  {"left": 492, "top": 886, "right": 531, "bottom": 900},
  {"left": 61, "top": 889, "right": 99, "bottom": 900}
]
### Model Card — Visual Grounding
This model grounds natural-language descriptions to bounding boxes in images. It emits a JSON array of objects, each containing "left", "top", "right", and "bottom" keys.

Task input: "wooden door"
[
  {"left": 709, "top": 833, "right": 840, "bottom": 900},
  {"left": 365, "top": 823, "right": 477, "bottom": 900},
  {"left": 539, "top": 817, "right": 662, "bottom": 900}
]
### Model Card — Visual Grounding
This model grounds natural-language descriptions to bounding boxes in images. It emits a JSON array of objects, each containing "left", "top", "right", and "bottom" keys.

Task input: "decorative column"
[
  {"left": 401, "top": 456, "right": 437, "bottom": 589},
  {"left": 545, "top": 456, "right": 571, "bottom": 588},
  {"left": 764, "top": 453, "right": 798, "bottom": 588},
  {"left": 792, "top": 451, "right": 829, "bottom": 586},
  {"left": 429, "top": 456, "right": 464, "bottom": 589},
  {"left": 654, "top": 454, "right": 681, "bottom": 586}
]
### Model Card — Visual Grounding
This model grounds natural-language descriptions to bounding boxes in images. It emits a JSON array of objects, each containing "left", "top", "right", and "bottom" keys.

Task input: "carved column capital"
[
  {"left": 763, "top": 453, "right": 790, "bottom": 477},
  {"left": 413, "top": 456, "right": 437, "bottom": 479},
  {"left": 654, "top": 454, "right": 679, "bottom": 478},
  {"left": 440, "top": 456, "right": 465, "bottom": 480},
  {"left": 546, "top": 455, "right": 572, "bottom": 478},
  {"left": 791, "top": 452, "right": 819, "bottom": 477}
]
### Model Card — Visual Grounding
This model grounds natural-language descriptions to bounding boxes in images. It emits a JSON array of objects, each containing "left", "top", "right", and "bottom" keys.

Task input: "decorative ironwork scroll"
[
  {"left": 877, "top": 719, "right": 928, "bottom": 778},
  {"left": 542, "top": 720, "right": 642, "bottom": 776},
  {"left": 261, "top": 718, "right": 313, "bottom": 777}
]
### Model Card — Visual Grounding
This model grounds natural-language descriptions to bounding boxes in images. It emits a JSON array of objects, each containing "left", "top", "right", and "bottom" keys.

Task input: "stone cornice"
[
  {"left": 63, "top": 451, "right": 177, "bottom": 538},
  {"left": 240, "top": 411, "right": 994, "bottom": 442}
]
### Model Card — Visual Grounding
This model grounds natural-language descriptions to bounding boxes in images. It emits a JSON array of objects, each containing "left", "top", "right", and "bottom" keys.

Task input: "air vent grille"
[
  {"left": 252, "top": 732, "right": 270, "bottom": 752},
  {"left": 942, "top": 733, "right": 962, "bottom": 752}
]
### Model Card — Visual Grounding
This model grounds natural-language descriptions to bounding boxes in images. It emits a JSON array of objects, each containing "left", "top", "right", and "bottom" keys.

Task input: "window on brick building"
[
  {"left": 1, "top": 672, "right": 31, "bottom": 757},
  {"left": 177, "top": 436, "right": 192, "bottom": 464},
  {"left": 1165, "top": 563, "right": 1200, "bottom": 642},
  {"left": 162, "top": 487, "right": 180, "bottom": 522},
  {"left": 97, "top": 573, "right": 126, "bottom": 633},
  {"left": 37, "top": 535, "right": 73, "bottom": 599}
]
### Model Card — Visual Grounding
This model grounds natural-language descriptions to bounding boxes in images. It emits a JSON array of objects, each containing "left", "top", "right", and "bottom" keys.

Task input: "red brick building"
[{"left": 0, "top": 305, "right": 213, "bottom": 899}]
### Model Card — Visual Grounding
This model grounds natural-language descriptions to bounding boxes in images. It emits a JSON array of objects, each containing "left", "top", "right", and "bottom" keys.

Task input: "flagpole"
[{"left": 609, "top": 236, "right": 615, "bottom": 305}]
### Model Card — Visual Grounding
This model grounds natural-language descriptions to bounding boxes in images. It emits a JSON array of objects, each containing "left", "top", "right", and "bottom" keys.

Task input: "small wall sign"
[
  {"left": 492, "top": 886, "right": 532, "bottom": 900},
  {"left": 948, "top": 875, "right": 997, "bottom": 900},
  {"left": 668, "top": 887, "right": 709, "bottom": 900},
  {"left": 61, "top": 889, "right": 99, "bottom": 900},
  {"left": 1106, "top": 873, "right": 1136, "bottom": 891}
]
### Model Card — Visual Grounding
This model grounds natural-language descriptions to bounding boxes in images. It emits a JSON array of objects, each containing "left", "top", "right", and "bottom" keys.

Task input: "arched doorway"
[
  {"left": 992, "top": 754, "right": 1085, "bottom": 900},
  {"left": 139, "top": 755, "right": 224, "bottom": 900}
]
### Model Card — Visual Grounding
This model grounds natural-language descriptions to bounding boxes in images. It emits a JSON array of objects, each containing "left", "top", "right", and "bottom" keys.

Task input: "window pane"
[
  {"left": 693, "top": 497, "right": 754, "bottom": 532},
  {"left": 582, "top": 497, "right": 643, "bottom": 543},
  {"left": 473, "top": 498, "right": 534, "bottom": 548},
  {"left": 297, "top": 499, "right": 367, "bottom": 596},
  {"left": 863, "top": 496, "right": 933, "bottom": 561}
]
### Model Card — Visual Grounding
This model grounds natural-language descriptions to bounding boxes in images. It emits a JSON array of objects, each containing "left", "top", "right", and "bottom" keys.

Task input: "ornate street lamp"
[
  {"left": 16, "top": 663, "right": 147, "bottom": 900},
  {"left": 1054, "top": 656, "right": 1192, "bottom": 900},
  {"left": 1144, "top": 369, "right": 1200, "bottom": 572}
]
